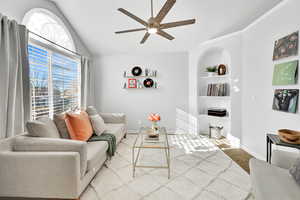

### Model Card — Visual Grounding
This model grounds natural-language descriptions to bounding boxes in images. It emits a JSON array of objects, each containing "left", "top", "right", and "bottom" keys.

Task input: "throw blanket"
[{"left": 88, "top": 133, "right": 116, "bottom": 157}]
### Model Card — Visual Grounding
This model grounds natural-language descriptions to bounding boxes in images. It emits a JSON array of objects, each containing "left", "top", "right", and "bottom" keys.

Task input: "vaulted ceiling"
[{"left": 52, "top": 0, "right": 282, "bottom": 56}]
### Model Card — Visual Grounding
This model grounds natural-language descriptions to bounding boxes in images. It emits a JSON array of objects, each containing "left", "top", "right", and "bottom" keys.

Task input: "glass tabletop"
[{"left": 133, "top": 126, "right": 169, "bottom": 149}]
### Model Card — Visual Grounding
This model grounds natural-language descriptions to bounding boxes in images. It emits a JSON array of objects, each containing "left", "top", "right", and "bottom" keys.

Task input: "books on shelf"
[{"left": 206, "top": 83, "right": 229, "bottom": 96}]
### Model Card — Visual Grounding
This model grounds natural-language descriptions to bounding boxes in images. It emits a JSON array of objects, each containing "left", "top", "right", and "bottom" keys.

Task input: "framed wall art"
[
  {"left": 273, "top": 31, "right": 299, "bottom": 61},
  {"left": 272, "top": 60, "right": 298, "bottom": 85},
  {"left": 128, "top": 79, "right": 137, "bottom": 88},
  {"left": 272, "top": 89, "right": 299, "bottom": 113}
]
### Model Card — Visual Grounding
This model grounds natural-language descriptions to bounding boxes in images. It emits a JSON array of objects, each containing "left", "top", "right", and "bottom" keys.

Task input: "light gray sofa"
[
  {"left": 250, "top": 150, "right": 300, "bottom": 200},
  {"left": 0, "top": 113, "right": 126, "bottom": 199}
]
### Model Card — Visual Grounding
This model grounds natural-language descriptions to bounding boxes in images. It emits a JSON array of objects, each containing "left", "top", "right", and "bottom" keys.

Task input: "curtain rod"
[{"left": 28, "top": 30, "right": 83, "bottom": 58}]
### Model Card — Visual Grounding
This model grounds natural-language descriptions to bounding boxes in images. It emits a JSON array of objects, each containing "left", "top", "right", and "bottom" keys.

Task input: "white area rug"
[{"left": 81, "top": 134, "right": 254, "bottom": 200}]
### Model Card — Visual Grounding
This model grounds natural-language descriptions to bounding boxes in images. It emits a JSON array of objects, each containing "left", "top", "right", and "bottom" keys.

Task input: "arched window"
[{"left": 23, "top": 8, "right": 75, "bottom": 51}]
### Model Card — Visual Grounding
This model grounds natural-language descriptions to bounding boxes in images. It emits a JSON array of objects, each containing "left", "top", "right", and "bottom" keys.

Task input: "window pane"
[
  {"left": 28, "top": 44, "right": 50, "bottom": 119},
  {"left": 28, "top": 44, "right": 80, "bottom": 120},
  {"left": 52, "top": 53, "right": 80, "bottom": 114}
]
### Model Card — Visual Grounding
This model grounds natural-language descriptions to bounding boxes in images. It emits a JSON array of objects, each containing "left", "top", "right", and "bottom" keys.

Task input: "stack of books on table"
[{"left": 207, "top": 108, "right": 227, "bottom": 117}]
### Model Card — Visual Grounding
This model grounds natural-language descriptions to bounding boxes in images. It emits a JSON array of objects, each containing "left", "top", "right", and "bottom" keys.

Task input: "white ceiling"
[{"left": 52, "top": 0, "right": 282, "bottom": 56}]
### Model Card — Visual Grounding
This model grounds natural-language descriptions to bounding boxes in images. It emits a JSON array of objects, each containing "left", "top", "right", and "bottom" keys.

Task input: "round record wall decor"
[
  {"left": 143, "top": 78, "right": 154, "bottom": 88},
  {"left": 131, "top": 66, "right": 142, "bottom": 76}
]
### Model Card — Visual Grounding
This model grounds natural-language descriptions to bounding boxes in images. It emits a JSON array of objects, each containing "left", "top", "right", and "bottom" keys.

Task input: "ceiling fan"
[{"left": 115, "top": 0, "right": 196, "bottom": 44}]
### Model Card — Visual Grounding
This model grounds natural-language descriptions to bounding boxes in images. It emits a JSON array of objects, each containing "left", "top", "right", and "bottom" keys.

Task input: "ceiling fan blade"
[
  {"left": 155, "top": 0, "right": 176, "bottom": 23},
  {"left": 157, "top": 30, "right": 175, "bottom": 40},
  {"left": 160, "top": 19, "right": 196, "bottom": 29},
  {"left": 118, "top": 8, "right": 148, "bottom": 26},
  {"left": 115, "top": 28, "right": 146, "bottom": 34},
  {"left": 140, "top": 33, "right": 150, "bottom": 44}
]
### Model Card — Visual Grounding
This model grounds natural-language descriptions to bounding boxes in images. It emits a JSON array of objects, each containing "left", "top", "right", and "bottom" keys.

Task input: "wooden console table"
[{"left": 266, "top": 134, "right": 300, "bottom": 164}]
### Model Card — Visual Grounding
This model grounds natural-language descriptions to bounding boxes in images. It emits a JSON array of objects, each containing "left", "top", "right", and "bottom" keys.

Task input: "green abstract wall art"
[{"left": 272, "top": 60, "right": 298, "bottom": 85}]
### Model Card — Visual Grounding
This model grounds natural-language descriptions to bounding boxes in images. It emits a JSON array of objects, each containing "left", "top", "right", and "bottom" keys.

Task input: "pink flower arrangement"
[{"left": 148, "top": 113, "right": 161, "bottom": 122}]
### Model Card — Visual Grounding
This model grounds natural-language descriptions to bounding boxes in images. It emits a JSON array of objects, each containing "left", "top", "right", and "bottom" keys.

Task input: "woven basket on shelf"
[{"left": 278, "top": 129, "right": 300, "bottom": 145}]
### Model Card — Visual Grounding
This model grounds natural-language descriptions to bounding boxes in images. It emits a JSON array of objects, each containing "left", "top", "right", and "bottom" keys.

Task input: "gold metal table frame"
[{"left": 132, "top": 127, "right": 171, "bottom": 179}]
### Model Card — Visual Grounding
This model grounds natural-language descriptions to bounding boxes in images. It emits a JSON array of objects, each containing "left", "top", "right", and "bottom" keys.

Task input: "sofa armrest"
[
  {"left": 100, "top": 113, "right": 126, "bottom": 124},
  {"left": 271, "top": 150, "right": 299, "bottom": 169},
  {"left": 14, "top": 136, "right": 87, "bottom": 178},
  {"left": 0, "top": 151, "right": 80, "bottom": 199}
]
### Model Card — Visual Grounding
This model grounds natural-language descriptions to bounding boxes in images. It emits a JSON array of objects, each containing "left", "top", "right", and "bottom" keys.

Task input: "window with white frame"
[{"left": 24, "top": 9, "right": 81, "bottom": 120}]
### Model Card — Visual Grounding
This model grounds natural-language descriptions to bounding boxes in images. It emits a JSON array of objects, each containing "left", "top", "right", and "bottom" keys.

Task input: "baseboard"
[{"left": 241, "top": 145, "right": 265, "bottom": 161}]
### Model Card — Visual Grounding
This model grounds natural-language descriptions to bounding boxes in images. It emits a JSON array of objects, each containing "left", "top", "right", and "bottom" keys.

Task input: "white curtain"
[
  {"left": 81, "top": 56, "right": 92, "bottom": 109},
  {"left": 0, "top": 14, "right": 30, "bottom": 138}
]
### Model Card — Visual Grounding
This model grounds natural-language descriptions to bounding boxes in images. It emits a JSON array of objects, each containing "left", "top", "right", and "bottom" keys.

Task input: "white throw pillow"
[{"left": 89, "top": 114, "right": 106, "bottom": 136}]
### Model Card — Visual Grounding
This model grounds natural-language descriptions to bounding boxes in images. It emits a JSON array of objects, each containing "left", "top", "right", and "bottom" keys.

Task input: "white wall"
[
  {"left": 0, "top": 0, "right": 91, "bottom": 57},
  {"left": 94, "top": 53, "right": 189, "bottom": 132},
  {"left": 241, "top": 0, "right": 300, "bottom": 159}
]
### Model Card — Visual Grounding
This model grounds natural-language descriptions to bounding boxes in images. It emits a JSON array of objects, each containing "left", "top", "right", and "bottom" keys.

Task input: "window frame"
[{"left": 29, "top": 37, "right": 81, "bottom": 120}]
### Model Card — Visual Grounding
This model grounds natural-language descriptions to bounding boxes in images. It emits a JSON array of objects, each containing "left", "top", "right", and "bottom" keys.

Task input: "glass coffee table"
[{"left": 132, "top": 126, "right": 171, "bottom": 178}]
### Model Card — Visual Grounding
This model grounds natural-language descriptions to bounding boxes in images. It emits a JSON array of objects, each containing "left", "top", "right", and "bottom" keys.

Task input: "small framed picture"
[{"left": 128, "top": 79, "right": 137, "bottom": 88}]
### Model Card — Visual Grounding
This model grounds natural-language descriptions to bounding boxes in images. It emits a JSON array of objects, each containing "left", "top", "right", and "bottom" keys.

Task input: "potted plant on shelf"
[{"left": 205, "top": 66, "right": 217, "bottom": 77}]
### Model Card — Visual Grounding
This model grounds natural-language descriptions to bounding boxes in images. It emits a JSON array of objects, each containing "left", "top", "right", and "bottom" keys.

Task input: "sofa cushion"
[
  {"left": 250, "top": 158, "right": 300, "bottom": 200},
  {"left": 89, "top": 114, "right": 106, "bottom": 136},
  {"left": 104, "top": 123, "right": 126, "bottom": 144},
  {"left": 290, "top": 158, "right": 300, "bottom": 185},
  {"left": 65, "top": 111, "right": 93, "bottom": 141},
  {"left": 26, "top": 117, "right": 60, "bottom": 138},
  {"left": 53, "top": 113, "right": 70, "bottom": 139},
  {"left": 86, "top": 141, "right": 108, "bottom": 172}
]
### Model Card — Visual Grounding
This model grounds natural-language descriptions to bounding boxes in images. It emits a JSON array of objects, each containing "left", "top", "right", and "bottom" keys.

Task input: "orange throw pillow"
[{"left": 65, "top": 111, "right": 93, "bottom": 141}]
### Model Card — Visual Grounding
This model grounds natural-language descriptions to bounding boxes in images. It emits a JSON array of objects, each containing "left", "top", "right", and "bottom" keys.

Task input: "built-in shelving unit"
[{"left": 197, "top": 48, "right": 232, "bottom": 137}]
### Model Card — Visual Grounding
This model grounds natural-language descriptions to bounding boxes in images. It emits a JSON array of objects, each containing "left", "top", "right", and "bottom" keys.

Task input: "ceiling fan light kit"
[
  {"left": 147, "top": 27, "right": 158, "bottom": 34},
  {"left": 115, "top": 0, "right": 196, "bottom": 44}
]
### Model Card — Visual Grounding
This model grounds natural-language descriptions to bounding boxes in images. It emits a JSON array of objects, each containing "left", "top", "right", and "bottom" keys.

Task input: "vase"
[{"left": 151, "top": 121, "right": 159, "bottom": 134}]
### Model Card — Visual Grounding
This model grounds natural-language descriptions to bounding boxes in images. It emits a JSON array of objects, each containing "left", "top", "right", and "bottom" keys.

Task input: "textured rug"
[
  {"left": 212, "top": 137, "right": 254, "bottom": 174},
  {"left": 81, "top": 134, "right": 254, "bottom": 200}
]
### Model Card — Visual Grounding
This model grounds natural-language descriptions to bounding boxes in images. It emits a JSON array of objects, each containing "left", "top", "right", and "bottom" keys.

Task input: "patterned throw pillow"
[{"left": 289, "top": 158, "right": 300, "bottom": 185}]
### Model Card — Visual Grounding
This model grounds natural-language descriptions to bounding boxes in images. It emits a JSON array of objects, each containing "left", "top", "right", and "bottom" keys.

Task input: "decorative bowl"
[{"left": 278, "top": 129, "right": 300, "bottom": 144}]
